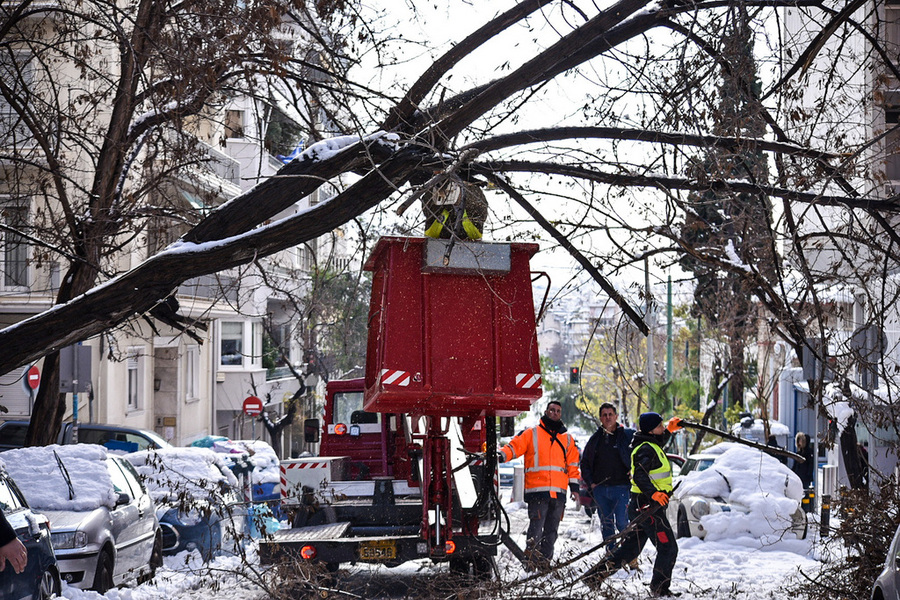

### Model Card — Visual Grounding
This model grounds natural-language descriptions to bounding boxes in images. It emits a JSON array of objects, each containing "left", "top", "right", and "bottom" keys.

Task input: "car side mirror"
[
  {"left": 499, "top": 417, "right": 515, "bottom": 438},
  {"left": 115, "top": 492, "right": 130, "bottom": 507},
  {"left": 304, "top": 418, "right": 320, "bottom": 444}
]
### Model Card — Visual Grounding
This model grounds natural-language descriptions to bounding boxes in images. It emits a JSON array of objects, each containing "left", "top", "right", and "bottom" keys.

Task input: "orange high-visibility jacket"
[{"left": 500, "top": 422, "right": 581, "bottom": 498}]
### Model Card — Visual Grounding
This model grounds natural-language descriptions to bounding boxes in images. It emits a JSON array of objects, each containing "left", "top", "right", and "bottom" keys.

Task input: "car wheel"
[
  {"left": 138, "top": 532, "right": 164, "bottom": 584},
  {"left": 676, "top": 507, "right": 692, "bottom": 539},
  {"left": 92, "top": 550, "right": 115, "bottom": 593},
  {"left": 37, "top": 566, "right": 60, "bottom": 600},
  {"left": 148, "top": 531, "right": 164, "bottom": 578}
]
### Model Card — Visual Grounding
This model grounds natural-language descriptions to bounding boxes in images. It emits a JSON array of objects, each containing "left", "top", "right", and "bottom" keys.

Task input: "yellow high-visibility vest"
[
  {"left": 424, "top": 208, "right": 482, "bottom": 240},
  {"left": 630, "top": 441, "right": 673, "bottom": 494}
]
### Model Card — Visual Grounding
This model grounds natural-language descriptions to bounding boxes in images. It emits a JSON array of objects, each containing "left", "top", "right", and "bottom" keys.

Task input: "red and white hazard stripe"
[
  {"left": 280, "top": 462, "right": 328, "bottom": 498},
  {"left": 379, "top": 368, "right": 411, "bottom": 386},
  {"left": 515, "top": 373, "right": 542, "bottom": 389}
]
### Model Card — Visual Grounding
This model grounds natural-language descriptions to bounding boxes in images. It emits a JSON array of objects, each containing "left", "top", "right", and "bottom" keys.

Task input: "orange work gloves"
[
  {"left": 666, "top": 417, "right": 683, "bottom": 433},
  {"left": 652, "top": 491, "right": 670, "bottom": 506}
]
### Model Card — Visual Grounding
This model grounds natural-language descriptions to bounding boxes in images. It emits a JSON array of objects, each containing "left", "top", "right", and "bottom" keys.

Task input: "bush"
[{"left": 792, "top": 480, "right": 900, "bottom": 600}]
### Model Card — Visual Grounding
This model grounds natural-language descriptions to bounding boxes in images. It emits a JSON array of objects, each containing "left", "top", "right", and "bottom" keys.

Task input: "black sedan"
[{"left": 0, "top": 472, "right": 60, "bottom": 600}]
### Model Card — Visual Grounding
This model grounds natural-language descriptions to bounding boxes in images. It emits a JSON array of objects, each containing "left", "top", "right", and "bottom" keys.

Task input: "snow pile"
[
  {"left": 125, "top": 447, "right": 238, "bottom": 505},
  {"left": 200, "top": 438, "right": 280, "bottom": 485},
  {"left": 233, "top": 439, "right": 280, "bottom": 485},
  {"left": 3, "top": 444, "right": 117, "bottom": 511},
  {"left": 675, "top": 445, "right": 804, "bottom": 543}
]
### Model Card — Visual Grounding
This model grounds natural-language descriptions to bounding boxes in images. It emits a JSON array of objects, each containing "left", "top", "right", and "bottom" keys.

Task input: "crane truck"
[{"left": 258, "top": 237, "right": 545, "bottom": 576}]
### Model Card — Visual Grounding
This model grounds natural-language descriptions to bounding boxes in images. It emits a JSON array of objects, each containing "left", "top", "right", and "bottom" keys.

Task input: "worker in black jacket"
[
  {"left": 580, "top": 402, "right": 635, "bottom": 546},
  {"left": 0, "top": 509, "right": 27, "bottom": 574},
  {"left": 584, "top": 412, "right": 682, "bottom": 597}
]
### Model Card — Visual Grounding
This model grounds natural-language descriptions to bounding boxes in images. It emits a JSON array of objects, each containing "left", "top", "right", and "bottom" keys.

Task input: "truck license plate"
[{"left": 359, "top": 540, "right": 397, "bottom": 561}]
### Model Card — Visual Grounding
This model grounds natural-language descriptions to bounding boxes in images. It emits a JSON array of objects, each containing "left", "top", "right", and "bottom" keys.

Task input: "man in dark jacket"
[
  {"left": 0, "top": 509, "right": 27, "bottom": 574},
  {"left": 584, "top": 412, "right": 682, "bottom": 597},
  {"left": 581, "top": 402, "right": 635, "bottom": 546}
]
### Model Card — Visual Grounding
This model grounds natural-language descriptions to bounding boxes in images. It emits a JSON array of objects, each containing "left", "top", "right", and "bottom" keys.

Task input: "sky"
[{"left": 4, "top": 439, "right": 841, "bottom": 600}]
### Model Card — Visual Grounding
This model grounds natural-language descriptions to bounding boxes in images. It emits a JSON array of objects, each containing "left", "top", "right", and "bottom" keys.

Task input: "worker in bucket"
[
  {"left": 583, "top": 412, "right": 683, "bottom": 597},
  {"left": 423, "top": 179, "right": 487, "bottom": 240},
  {"left": 498, "top": 400, "right": 581, "bottom": 569}
]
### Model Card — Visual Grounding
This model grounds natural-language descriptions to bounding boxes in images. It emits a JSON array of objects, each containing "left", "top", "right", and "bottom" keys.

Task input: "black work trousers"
[{"left": 601, "top": 495, "right": 678, "bottom": 593}]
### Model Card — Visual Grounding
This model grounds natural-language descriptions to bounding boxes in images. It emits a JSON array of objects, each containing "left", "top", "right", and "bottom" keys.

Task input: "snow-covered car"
[
  {"left": 667, "top": 443, "right": 807, "bottom": 542},
  {"left": 126, "top": 447, "right": 247, "bottom": 561},
  {"left": 872, "top": 522, "right": 900, "bottom": 600},
  {"left": 730, "top": 417, "right": 791, "bottom": 450},
  {"left": 3, "top": 445, "right": 161, "bottom": 593},
  {"left": 0, "top": 467, "right": 60, "bottom": 600}
]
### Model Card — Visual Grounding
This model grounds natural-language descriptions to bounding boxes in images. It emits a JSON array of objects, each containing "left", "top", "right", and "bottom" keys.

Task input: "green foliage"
[
  {"left": 648, "top": 376, "right": 703, "bottom": 415},
  {"left": 264, "top": 115, "right": 305, "bottom": 158},
  {"left": 308, "top": 268, "right": 371, "bottom": 380}
]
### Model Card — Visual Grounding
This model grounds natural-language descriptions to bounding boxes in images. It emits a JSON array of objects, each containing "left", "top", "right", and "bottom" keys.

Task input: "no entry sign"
[
  {"left": 26, "top": 365, "right": 40, "bottom": 390},
  {"left": 243, "top": 395, "right": 264, "bottom": 416}
]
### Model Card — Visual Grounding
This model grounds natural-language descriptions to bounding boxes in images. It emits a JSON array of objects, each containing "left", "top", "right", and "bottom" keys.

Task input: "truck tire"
[{"left": 449, "top": 554, "right": 495, "bottom": 580}]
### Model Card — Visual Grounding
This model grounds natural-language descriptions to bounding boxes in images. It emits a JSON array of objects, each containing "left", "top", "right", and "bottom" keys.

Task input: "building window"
[
  {"left": 221, "top": 322, "right": 243, "bottom": 366},
  {"left": 0, "top": 198, "right": 29, "bottom": 288},
  {"left": 0, "top": 52, "right": 35, "bottom": 144},
  {"left": 127, "top": 347, "right": 143, "bottom": 410},
  {"left": 224, "top": 110, "right": 244, "bottom": 139},
  {"left": 185, "top": 345, "right": 199, "bottom": 400}
]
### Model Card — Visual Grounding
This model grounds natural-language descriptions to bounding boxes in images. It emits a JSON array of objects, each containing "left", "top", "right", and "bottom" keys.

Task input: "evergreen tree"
[{"left": 679, "top": 3, "right": 777, "bottom": 410}]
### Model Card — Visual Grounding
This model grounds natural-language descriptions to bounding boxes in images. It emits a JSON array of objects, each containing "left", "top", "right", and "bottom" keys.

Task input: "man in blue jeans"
[{"left": 580, "top": 402, "right": 635, "bottom": 545}]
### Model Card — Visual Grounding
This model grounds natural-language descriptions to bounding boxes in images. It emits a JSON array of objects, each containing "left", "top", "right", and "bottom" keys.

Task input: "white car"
[
  {"left": 667, "top": 443, "right": 807, "bottom": 541},
  {"left": 872, "top": 522, "right": 900, "bottom": 600}
]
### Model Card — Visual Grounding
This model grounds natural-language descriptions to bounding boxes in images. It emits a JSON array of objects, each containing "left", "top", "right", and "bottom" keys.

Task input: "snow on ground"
[
  {"left": 55, "top": 486, "right": 829, "bottom": 600},
  {"left": 38, "top": 439, "right": 831, "bottom": 599}
]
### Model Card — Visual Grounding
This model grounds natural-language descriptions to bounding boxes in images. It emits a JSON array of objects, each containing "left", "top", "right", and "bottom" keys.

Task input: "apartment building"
[{"left": 0, "top": 4, "right": 347, "bottom": 454}]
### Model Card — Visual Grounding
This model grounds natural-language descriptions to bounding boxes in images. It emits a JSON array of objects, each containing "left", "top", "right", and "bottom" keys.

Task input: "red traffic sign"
[
  {"left": 26, "top": 365, "right": 40, "bottom": 390},
  {"left": 242, "top": 395, "right": 264, "bottom": 416}
]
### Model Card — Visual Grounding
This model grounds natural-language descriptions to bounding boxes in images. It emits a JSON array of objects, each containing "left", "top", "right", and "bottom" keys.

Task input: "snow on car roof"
[
  {"left": 675, "top": 445, "right": 804, "bottom": 542},
  {"left": 126, "top": 447, "right": 238, "bottom": 504},
  {"left": 2, "top": 444, "right": 117, "bottom": 511},
  {"left": 231, "top": 440, "right": 280, "bottom": 485}
]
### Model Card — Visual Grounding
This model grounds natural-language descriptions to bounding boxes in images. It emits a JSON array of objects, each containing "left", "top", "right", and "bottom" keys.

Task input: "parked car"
[
  {"left": 0, "top": 420, "right": 172, "bottom": 453},
  {"left": 126, "top": 447, "right": 247, "bottom": 560},
  {"left": 668, "top": 453, "right": 686, "bottom": 477},
  {"left": 2, "top": 444, "right": 162, "bottom": 593},
  {"left": 0, "top": 468, "right": 60, "bottom": 600},
  {"left": 872, "top": 522, "right": 900, "bottom": 600},
  {"left": 667, "top": 443, "right": 807, "bottom": 541}
]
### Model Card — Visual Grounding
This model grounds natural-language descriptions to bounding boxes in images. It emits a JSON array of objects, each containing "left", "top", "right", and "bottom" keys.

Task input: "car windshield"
[
  {"left": 679, "top": 457, "right": 717, "bottom": 477},
  {"left": 78, "top": 427, "right": 171, "bottom": 451},
  {"left": 0, "top": 478, "right": 23, "bottom": 513}
]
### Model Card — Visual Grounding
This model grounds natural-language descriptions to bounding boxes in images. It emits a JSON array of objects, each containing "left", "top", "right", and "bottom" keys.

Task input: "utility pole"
[
  {"left": 645, "top": 257, "right": 654, "bottom": 388},
  {"left": 667, "top": 274, "right": 673, "bottom": 382}
]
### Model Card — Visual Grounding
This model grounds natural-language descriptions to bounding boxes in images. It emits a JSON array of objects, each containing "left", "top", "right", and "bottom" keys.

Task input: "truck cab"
[{"left": 319, "top": 378, "right": 411, "bottom": 482}]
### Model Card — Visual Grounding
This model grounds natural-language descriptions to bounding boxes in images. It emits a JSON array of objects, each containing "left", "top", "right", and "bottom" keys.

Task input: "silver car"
[
  {"left": 872, "top": 523, "right": 900, "bottom": 600},
  {"left": 3, "top": 446, "right": 162, "bottom": 593},
  {"left": 667, "top": 444, "right": 807, "bottom": 541}
]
